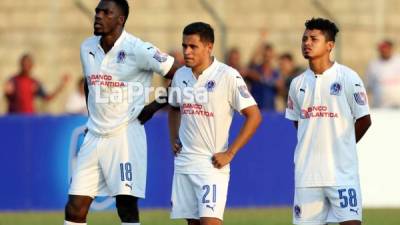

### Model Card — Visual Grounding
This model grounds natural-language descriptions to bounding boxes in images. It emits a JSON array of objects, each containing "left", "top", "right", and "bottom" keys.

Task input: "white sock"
[
  {"left": 64, "top": 221, "right": 86, "bottom": 225},
  {"left": 121, "top": 223, "right": 140, "bottom": 225}
]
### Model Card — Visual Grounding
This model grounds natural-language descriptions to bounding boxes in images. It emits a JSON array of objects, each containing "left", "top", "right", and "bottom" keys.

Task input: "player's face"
[
  {"left": 94, "top": 1, "right": 124, "bottom": 36},
  {"left": 182, "top": 34, "right": 213, "bottom": 69},
  {"left": 301, "top": 29, "right": 334, "bottom": 60}
]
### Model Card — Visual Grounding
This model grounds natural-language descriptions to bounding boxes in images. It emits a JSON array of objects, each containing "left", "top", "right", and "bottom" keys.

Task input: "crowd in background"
[{"left": 3, "top": 38, "right": 400, "bottom": 115}]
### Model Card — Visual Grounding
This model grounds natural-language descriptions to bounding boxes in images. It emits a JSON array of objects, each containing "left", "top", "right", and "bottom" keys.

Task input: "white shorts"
[
  {"left": 69, "top": 120, "right": 147, "bottom": 198},
  {"left": 171, "top": 172, "right": 230, "bottom": 221},
  {"left": 293, "top": 184, "right": 362, "bottom": 224}
]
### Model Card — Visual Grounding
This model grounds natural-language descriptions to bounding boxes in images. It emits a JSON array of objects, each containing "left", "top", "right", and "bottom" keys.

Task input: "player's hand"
[
  {"left": 138, "top": 103, "right": 159, "bottom": 124},
  {"left": 212, "top": 151, "right": 235, "bottom": 169},
  {"left": 172, "top": 138, "right": 182, "bottom": 156}
]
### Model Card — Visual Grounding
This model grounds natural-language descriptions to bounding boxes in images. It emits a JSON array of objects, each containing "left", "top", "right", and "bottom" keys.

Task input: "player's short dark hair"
[
  {"left": 305, "top": 18, "right": 339, "bottom": 42},
  {"left": 107, "top": 0, "right": 129, "bottom": 25},
  {"left": 183, "top": 22, "right": 214, "bottom": 44}
]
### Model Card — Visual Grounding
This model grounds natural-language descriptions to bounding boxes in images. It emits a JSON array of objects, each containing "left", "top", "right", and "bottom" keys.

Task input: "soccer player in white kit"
[
  {"left": 168, "top": 22, "right": 262, "bottom": 225},
  {"left": 285, "top": 18, "right": 372, "bottom": 225},
  {"left": 63, "top": 1, "right": 174, "bottom": 225}
]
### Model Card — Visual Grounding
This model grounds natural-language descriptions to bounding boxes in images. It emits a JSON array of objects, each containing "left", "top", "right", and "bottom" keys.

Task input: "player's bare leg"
[
  {"left": 200, "top": 217, "right": 222, "bottom": 225},
  {"left": 340, "top": 220, "right": 361, "bottom": 225},
  {"left": 187, "top": 219, "right": 201, "bottom": 225},
  {"left": 116, "top": 195, "right": 140, "bottom": 223},
  {"left": 64, "top": 195, "right": 93, "bottom": 223}
]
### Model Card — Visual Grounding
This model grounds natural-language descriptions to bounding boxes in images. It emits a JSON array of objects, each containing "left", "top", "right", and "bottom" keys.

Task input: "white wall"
[{"left": 358, "top": 109, "right": 400, "bottom": 207}]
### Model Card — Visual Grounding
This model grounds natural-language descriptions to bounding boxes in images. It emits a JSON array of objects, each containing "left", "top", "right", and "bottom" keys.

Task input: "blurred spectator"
[
  {"left": 225, "top": 47, "right": 259, "bottom": 89},
  {"left": 65, "top": 78, "right": 87, "bottom": 115},
  {"left": 366, "top": 40, "right": 400, "bottom": 108},
  {"left": 248, "top": 43, "right": 284, "bottom": 111},
  {"left": 278, "top": 53, "right": 303, "bottom": 104},
  {"left": 4, "top": 53, "right": 69, "bottom": 114}
]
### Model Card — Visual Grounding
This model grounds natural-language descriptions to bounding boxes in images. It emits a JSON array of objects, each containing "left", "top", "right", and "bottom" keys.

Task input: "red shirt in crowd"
[{"left": 6, "top": 75, "right": 46, "bottom": 114}]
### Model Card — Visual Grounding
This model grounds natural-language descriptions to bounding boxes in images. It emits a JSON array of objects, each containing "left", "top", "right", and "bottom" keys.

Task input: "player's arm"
[
  {"left": 168, "top": 105, "right": 182, "bottom": 155},
  {"left": 136, "top": 43, "right": 175, "bottom": 124},
  {"left": 42, "top": 74, "right": 70, "bottom": 101},
  {"left": 293, "top": 121, "right": 298, "bottom": 130},
  {"left": 4, "top": 79, "right": 15, "bottom": 99},
  {"left": 84, "top": 77, "right": 89, "bottom": 113},
  {"left": 212, "top": 105, "right": 262, "bottom": 169},
  {"left": 355, "top": 114, "right": 371, "bottom": 143},
  {"left": 137, "top": 88, "right": 169, "bottom": 124},
  {"left": 346, "top": 72, "right": 372, "bottom": 143}
]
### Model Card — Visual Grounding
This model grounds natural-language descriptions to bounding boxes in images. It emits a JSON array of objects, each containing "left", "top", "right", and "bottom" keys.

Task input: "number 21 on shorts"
[
  {"left": 338, "top": 188, "right": 358, "bottom": 208},
  {"left": 202, "top": 184, "right": 217, "bottom": 204}
]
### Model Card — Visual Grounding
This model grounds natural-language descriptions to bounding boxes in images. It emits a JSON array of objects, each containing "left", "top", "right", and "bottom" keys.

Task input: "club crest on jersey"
[
  {"left": 294, "top": 205, "right": 302, "bottom": 218},
  {"left": 153, "top": 50, "right": 168, "bottom": 63},
  {"left": 238, "top": 85, "right": 250, "bottom": 98},
  {"left": 117, "top": 50, "right": 126, "bottom": 64},
  {"left": 330, "top": 82, "right": 342, "bottom": 95},
  {"left": 205, "top": 80, "right": 216, "bottom": 92},
  {"left": 354, "top": 92, "right": 367, "bottom": 105}
]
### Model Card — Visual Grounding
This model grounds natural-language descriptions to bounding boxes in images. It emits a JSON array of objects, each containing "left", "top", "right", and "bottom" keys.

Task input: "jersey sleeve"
[
  {"left": 229, "top": 72, "right": 257, "bottom": 112},
  {"left": 168, "top": 74, "right": 180, "bottom": 108},
  {"left": 136, "top": 42, "right": 174, "bottom": 76},
  {"left": 285, "top": 80, "right": 300, "bottom": 121},
  {"left": 345, "top": 73, "right": 370, "bottom": 120},
  {"left": 80, "top": 44, "right": 89, "bottom": 77}
]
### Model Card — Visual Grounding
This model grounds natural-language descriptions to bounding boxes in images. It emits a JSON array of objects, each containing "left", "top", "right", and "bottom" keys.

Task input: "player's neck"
[
  {"left": 309, "top": 57, "right": 334, "bottom": 75},
  {"left": 100, "top": 29, "right": 123, "bottom": 54},
  {"left": 192, "top": 56, "right": 213, "bottom": 78},
  {"left": 19, "top": 70, "right": 30, "bottom": 77}
]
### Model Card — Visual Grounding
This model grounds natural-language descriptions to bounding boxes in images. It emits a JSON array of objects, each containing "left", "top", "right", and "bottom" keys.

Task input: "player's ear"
[
  {"left": 206, "top": 42, "right": 214, "bottom": 54},
  {"left": 327, "top": 41, "right": 335, "bottom": 52},
  {"left": 118, "top": 16, "right": 126, "bottom": 26}
]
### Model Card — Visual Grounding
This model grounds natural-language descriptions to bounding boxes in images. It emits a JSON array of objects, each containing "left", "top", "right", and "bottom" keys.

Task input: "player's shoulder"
[
  {"left": 336, "top": 63, "right": 362, "bottom": 82},
  {"left": 122, "top": 32, "right": 141, "bottom": 48},
  {"left": 80, "top": 36, "right": 99, "bottom": 50},
  {"left": 215, "top": 61, "right": 241, "bottom": 80},
  {"left": 290, "top": 69, "right": 308, "bottom": 87},
  {"left": 173, "top": 66, "right": 192, "bottom": 80}
]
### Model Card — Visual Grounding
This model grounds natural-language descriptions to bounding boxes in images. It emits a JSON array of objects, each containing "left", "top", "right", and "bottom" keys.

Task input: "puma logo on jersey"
[
  {"left": 300, "top": 88, "right": 305, "bottom": 93},
  {"left": 355, "top": 83, "right": 361, "bottom": 87},
  {"left": 183, "top": 81, "right": 189, "bottom": 87},
  {"left": 89, "top": 52, "right": 95, "bottom": 58},
  {"left": 350, "top": 208, "right": 359, "bottom": 215},
  {"left": 206, "top": 204, "right": 215, "bottom": 211}
]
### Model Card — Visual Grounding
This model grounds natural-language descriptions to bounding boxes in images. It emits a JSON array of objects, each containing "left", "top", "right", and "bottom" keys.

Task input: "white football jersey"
[
  {"left": 80, "top": 31, "right": 174, "bottom": 135},
  {"left": 285, "top": 62, "right": 370, "bottom": 187},
  {"left": 170, "top": 58, "right": 257, "bottom": 174}
]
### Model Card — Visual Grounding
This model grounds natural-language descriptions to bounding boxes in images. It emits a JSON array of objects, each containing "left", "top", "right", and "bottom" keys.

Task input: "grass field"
[{"left": 1, "top": 208, "right": 399, "bottom": 225}]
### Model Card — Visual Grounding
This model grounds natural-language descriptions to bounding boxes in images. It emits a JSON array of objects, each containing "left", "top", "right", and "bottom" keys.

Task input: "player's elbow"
[{"left": 245, "top": 105, "right": 262, "bottom": 128}]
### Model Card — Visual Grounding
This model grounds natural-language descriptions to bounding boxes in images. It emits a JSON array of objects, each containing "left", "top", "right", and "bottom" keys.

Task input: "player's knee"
[
  {"left": 64, "top": 197, "right": 91, "bottom": 222},
  {"left": 116, "top": 195, "right": 139, "bottom": 223}
]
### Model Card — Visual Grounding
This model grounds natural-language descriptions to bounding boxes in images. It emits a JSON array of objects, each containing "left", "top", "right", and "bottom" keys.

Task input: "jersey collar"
[
  {"left": 95, "top": 30, "right": 128, "bottom": 54},
  {"left": 194, "top": 57, "right": 218, "bottom": 80},
  {"left": 307, "top": 61, "right": 338, "bottom": 78}
]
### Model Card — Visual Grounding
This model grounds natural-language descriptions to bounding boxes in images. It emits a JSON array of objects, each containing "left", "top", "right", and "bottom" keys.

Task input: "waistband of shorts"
[{"left": 88, "top": 118, "right": 140, "bottom": 138}]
